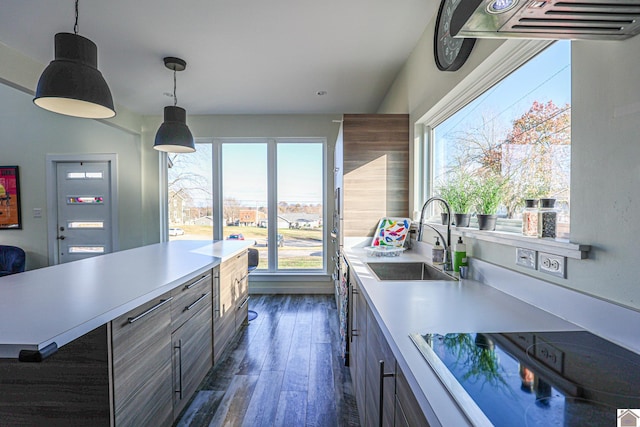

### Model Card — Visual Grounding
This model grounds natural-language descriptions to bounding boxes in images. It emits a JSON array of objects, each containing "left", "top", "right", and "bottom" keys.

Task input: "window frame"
[
  {"left": 213, "top": 137, "right": 327, "bottom": 274},
  {"left": 416, "top": 39, "right": 557, "bottom": 223}
]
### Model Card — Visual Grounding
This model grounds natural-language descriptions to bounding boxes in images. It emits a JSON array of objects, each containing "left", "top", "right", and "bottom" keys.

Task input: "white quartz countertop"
[
  {"left": 343, "top": 244, "right": 581, "bottom": 426},
  {"left": 0, "top": 240, "right": 252, "bottom": 358}
]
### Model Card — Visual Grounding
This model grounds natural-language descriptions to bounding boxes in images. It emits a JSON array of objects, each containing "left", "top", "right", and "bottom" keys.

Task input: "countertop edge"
[{"left": 0, "top": 240, "right": 253, "bottom": 358}]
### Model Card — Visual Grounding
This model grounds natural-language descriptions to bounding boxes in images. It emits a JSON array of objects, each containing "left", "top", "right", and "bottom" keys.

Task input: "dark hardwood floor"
[{"left": 175, "top": 294, "right": 360, "bottom": 427}]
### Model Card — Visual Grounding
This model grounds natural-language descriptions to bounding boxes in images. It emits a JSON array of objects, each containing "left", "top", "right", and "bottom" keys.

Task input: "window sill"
[{"left": 422, "top": 222, "right": 590, "bottom": 260}]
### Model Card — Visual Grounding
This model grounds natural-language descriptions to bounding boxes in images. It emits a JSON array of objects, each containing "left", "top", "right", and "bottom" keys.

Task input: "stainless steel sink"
[{"left": 366, "top": 262, "right": 457, "bottom": 281}]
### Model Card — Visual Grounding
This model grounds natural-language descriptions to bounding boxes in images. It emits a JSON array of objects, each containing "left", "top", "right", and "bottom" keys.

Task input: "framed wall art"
[{"left": 0, "top": 166, "right": 22, "bottom": 229}]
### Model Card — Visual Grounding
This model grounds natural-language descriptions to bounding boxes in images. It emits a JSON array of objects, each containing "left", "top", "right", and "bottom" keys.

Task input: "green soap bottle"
[{"left": 453, "top": 236, "right": 467, "bottom": 272}]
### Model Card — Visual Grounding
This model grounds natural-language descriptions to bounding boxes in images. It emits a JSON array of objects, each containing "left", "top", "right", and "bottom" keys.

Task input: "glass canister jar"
[
  {"left": 538, "top": 198, "right": 558, "bottom": 238},
  {"left": 521, "top": 198, "right": 538, "bottom": 237}
]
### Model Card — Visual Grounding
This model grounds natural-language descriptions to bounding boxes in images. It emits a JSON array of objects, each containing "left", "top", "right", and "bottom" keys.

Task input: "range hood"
[{"left": 451, "top": 0, "right": 640, "bottom": 40}]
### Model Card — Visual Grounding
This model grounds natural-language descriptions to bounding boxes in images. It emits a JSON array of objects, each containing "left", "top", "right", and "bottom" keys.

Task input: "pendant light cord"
[
  {"left": 74, "top": 0, "right": 79, "bottom": 34},
  {"left": 173, "top": 69, "right": 178, "bottom": 106}
]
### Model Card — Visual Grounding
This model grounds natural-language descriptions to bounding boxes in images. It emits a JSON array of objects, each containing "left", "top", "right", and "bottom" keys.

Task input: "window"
[
  {"left": 276, "top": 143, "right": 323, "bottom": 270},
  {"left": 429, "top": 41, "right": 571, "bottom": 237},
  {"left": 221, "top": 142, "right": 268, "bottom": 266},
  {"left": 167, "top": 142, "right": 214, "bottom": 240},
  {"left": 167, "top": 138, "right": 325, "bottom": 273}
]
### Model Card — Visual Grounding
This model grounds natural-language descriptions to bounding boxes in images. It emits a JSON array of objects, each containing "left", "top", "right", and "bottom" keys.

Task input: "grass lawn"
[{"left": 172, "top": 224, "right": 324, "bottom": 269}]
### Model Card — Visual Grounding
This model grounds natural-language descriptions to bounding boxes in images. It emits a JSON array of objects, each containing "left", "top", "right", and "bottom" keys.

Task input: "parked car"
[
  {"left": 169, "top": 227, "right": 184, "bottom": 236},
  {"left": 227, "top": 233, "right": 244, "bottom": 240}
]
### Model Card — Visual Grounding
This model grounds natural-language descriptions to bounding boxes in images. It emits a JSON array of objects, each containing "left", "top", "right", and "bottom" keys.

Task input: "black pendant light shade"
[
  {"left": 34, "top": 33, "right": 116, "bottom": 119},
  {"left": 153, "top": 57, "right": 195, "bottom": 153},
  {"left": 154, "top": 106, "right": 195, "bottom": 153}
]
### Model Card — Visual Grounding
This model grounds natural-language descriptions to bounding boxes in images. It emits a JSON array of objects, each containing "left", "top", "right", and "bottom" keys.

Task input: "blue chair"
[{"left": 0, "top": 245, "right": 26, "bottom": 277}]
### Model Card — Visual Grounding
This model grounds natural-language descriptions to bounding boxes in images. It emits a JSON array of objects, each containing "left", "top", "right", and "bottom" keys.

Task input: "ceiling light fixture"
[
  {"left": 33, "top": 0, "right": 115, "bottom": 119},
  {"left": 153, "top": 57, "right": 195, "bottom": 153}
]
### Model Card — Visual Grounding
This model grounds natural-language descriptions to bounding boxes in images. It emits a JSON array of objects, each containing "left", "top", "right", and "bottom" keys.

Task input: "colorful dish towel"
[{"left": 371, "top": 217, "right": 411, "bottom": 247}]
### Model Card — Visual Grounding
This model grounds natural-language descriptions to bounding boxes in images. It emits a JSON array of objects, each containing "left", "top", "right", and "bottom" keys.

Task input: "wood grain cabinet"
[
  {"left": 365, "top": 306, "right": 396, "bottom": 427},
  {"left": 350, "top": 278, "right": 368, "bottom": 425},
  {"left": 349, "top": 280, "right": 430, "bottom": 427},
  {"left": 214, "top": 250, "right": 248, "bottom": 363},
  {"left": 0, "top": 252, "right": 251, "bottom": 427},
  {"left": 338, "top": 114, "right": 409, "bottom": 240},
  {"left": 234, "top": 251, "right": 250, "bottom": 329},
  {"left": 111, "top": 292, "right": 174, "bottom": 427},
  {"left": 395, "top": 366, "right": 429, "bottom": 427},
  {"left": 171, "top": 270, "right": 214, "bottom": 417}
]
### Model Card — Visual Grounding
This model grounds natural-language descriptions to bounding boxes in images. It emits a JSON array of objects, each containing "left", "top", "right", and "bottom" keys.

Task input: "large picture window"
[
  {"left": 167, "top": 138, "right": 325, "bottom": 273},
  {"left": 430, "top": 41, "right": 571, "bottom": 237}
]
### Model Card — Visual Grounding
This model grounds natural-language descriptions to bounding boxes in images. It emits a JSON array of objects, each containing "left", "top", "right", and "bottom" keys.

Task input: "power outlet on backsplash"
[
  {"left": 538, "top": 252, "right": 566, "bottom": 278},
  {"left": 516, "top": 248, "right": 537, "bottom": 270}
]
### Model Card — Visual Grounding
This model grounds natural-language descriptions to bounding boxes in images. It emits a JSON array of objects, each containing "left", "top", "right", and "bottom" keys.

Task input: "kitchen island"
[
  {"left": 0, "top": 240, "right": 252, "bottom": 426},
  {"left": 344, "top": 239, "right": 640, "bottom": 426}
]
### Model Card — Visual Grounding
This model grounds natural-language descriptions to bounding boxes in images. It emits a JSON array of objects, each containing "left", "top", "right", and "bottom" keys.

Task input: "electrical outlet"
[
  {"left": 538, "top": 252, "right": 566, "bottom": 278},
  {"left": 516, "top": 248, "right": 537, "bottom": 269}
]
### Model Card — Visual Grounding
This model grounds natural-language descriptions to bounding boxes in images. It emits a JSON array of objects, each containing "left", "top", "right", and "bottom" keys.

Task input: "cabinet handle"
[
  {"left": 237, "top": 295, "right": 250, "bottom": 310},
  {"left": 352, "top": 287, "right": 359, "bottom": 295},
  {"left": 127, "top": 297, "right": 173, "bottom": 324},
  {"left": 378, "top": 360, "right": 395, "bottom": 427},
  {"left": 174, "top": 339, "right": 183, "bottom": 399},
  {"left": 184, "top": 274, "right": 211, "bottom": 290},
  {"left": 351, "top": 329, "right": 359, "bottom": 337},
  {"left": 185, "top": 291, "right": 211, "bottom": 312}
]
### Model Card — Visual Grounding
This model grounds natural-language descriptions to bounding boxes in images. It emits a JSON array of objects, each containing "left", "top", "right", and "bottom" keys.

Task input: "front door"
[{"left": 55, "top": 161, "right": 113, "bottom": 263}]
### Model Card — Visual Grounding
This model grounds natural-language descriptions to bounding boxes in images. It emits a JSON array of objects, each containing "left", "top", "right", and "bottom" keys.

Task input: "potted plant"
[
  {"left": 474, "top": 175, "right": 504, "bottom": 231},
  {"left": 437, "top": 173, "right": 474, "bottom": 227}
]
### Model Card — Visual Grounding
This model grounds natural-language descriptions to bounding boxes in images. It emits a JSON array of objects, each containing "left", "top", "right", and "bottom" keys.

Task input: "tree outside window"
[{"left": 432, "top": 41, "right": 571, "bottom": 237}]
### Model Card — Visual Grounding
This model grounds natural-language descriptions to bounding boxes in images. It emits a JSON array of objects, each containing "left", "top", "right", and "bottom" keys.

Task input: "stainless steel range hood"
[{"left": 451, "top": 0, "right": 640, "bottom": 40}]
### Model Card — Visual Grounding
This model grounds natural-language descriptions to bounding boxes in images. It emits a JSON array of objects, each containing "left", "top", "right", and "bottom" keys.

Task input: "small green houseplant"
[
  {"left": 437, "top": 173, "right": 474, "bottom": 227},
  {"left": 474, "top": 175, "right": 504, "bottom": 231}
]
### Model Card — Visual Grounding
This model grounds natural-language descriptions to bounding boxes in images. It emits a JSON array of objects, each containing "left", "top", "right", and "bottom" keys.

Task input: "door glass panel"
[
  {"left": 277, "top": 143, "right": 323, "bottom": 270},
  {"left": 66, "top": 172, "right": 104, "bottom": 179},
  {"left": 68, "top": 246, "right": 105, "bottom": 254},
  {"left": 68, "top": 221, "right": 104, "bottom": 229},
  {"left": 222, "top": 143, "right": 265, "bottom": 268},
  {"left": 167, "top": 143, "right": 213, "bottom": 240},
  {"left": 67, "top": 196, "right": 104, "bottom": 204}
]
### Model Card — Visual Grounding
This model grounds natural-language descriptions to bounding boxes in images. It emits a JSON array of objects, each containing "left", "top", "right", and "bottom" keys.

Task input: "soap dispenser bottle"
[
  {"left": 453, "top": 237, "right": 467, "bottom": 272},
  {"left": 432, "top": 237, "right": 444, "bottom": 264}
]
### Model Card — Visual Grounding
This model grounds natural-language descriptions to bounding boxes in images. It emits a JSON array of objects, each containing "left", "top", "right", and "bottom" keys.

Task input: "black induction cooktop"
[{"left": 410, "top": 330, "right": 640, "bottom": 426}]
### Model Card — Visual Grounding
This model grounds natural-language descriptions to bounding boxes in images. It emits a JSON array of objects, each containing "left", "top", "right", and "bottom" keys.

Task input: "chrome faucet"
[{"left": 417, "top": 197, "right": 452, "bottom": 271}]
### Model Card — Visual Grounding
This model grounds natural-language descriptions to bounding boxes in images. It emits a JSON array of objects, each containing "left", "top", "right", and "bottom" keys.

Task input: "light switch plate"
[
  {"left": 516, "top": 248, "right": 536, "bottom": 269},
  {"left": 538, "top": 252, "right": 566, "bottom": 278}
]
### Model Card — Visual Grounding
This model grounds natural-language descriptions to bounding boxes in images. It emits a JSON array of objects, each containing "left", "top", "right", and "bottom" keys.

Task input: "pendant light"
[
  {"left": 153, "top": 57, "right": 195, "bottom": 153},
  {"left": 33, "top": 0, "right": 115, "bottom": 119}
]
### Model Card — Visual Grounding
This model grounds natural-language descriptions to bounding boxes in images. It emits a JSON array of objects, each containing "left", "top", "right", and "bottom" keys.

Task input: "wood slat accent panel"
[
  {"left": 0, "top": 326, "right": 111, "bottom": 426},
  {"left": 341, "top": 114, "right": 409, "bottom": 238},
  {"left": 111, "top": 292, "right": 173, "bottom": 427}
]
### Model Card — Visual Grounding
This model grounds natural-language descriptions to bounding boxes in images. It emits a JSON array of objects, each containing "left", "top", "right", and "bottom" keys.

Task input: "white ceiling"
[{"left": 0, "top": 1, "right": 437, "bottom": 116}]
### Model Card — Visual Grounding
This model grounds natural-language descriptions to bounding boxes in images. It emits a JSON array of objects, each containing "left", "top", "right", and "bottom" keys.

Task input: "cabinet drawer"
[
  {"left": 172, "top": 300, "right": 213, "bottom": 417},
  {"left": 111, "top": 292, "right": 173, "bottom": 427},
  {"left": 396, "top": 367, "right": 429, "bottom": 427},
  {"left": 171, "top": 271, "right": 212, "bottom": 331}
]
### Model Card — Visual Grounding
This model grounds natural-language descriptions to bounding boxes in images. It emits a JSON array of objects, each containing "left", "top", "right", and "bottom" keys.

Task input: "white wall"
[
  {"left": 0, "top": 83, "right": 155, "bottom": 269},
  {"left": 378, "top": 14, "right": 640, "bottom": 311}
]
